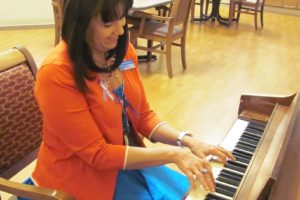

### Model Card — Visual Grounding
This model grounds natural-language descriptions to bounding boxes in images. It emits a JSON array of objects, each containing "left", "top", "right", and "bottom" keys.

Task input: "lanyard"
[{"left": 113, "top": 84, "right": 136, "bottom": 134}]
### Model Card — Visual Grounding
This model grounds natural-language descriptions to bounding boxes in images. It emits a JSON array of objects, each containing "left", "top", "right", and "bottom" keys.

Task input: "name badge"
[{"left": 119, "top": 60, "right": 135, "bottom": 71}]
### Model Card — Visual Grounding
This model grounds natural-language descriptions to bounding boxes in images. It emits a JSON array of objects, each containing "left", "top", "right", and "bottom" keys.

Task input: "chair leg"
[
  {"left": 190, "top": 0, "right": 195, "bottom": 22},
  {"left": 260, "top": 7, "right": 264, "bottom": 27},
  {"left": 237, "top": 4, "right": 241, "bottom": 23},
  {"left": 205, "top": 0, "right": 210, "bottom": 15},
  {"left": 166, "top": 43, "right": 173, "bottom": 78},
  {"left": 181, "top": 37, "right": 187, "bottom": 70},
  {"left": 147, "top": 40, "right": 153, "bottom": 61},
  {"left": 161, "top": 43, "right": 165, "bottom": 50},
  {"left": 254, "top": 10, "right": 258, "bottom": 30},
  {"left": 200, "top": 0, "right": 204, "bottom": 19},
  {"left": 129, "top": 31, "right": 138, "bottom": 46},
  {"left": 228, "top": 2, "right": 235, "bottom": 26}
]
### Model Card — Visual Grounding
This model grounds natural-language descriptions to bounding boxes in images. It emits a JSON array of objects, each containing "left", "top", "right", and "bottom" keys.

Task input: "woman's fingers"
[
  {"left": 190, "top": 142, "right": 235, "bottom": 163},
  {"left": 192, "top": 167, "right": 209, "bottom": 191},
  {"left": 188, "top": 159, "right": 215, "bottom": 192},
  {"left": 203, "top": 162, "right": 215, "bottom": 186},
  {"left": 220, "top": 147, "right": 236, "bottom": 161},
  {"left": 185, "top": 170, "right": 196, "bottom": 190},
  {"left": 209, "top": 146, "right": 236, "bottom": 163},
  {"left": 212, "top": 149, "right": 230, "bottom": 163},
  {"left": 203, "top": 171, "right": 215, "bottom": 192},
  {"left": 174, "top": 147, "right": 217, "bottom": 192},
  {"left": 192, "top": 167, "right": 215, "bottom": 192}
]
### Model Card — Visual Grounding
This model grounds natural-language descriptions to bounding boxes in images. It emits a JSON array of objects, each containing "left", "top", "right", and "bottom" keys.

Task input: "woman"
[{"left": 30, "top": 0, "right": 235, "bottom": 199}]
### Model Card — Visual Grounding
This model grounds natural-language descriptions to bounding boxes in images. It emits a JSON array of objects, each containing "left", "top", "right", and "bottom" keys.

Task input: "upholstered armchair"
[{"left": 0, "top": 46, "right": 74, "bottom": 200}]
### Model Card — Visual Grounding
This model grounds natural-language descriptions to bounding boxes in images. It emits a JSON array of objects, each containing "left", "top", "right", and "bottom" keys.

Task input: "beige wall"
[{"left": 0, "top": 0, "right": 54, "bottom": 27}]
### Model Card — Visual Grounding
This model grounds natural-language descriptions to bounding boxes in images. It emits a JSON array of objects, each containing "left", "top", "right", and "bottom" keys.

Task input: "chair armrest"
[
  {"left": 0, "top": 178, "right": 75, "bottom": 200},
  {"left": 131, "top": 10, "right": 172, "bottom": 22},
  {"left": 130, "top": 10, "right": 174, "bottom": 35}
]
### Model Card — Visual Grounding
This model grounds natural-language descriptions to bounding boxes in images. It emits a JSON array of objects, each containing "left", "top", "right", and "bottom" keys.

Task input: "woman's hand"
[
  {"left": 183, "top": 136, "right": 236, "bottom": 163},
  {"left": 171, "top": 147, "right": 215, "bottom": 192}
]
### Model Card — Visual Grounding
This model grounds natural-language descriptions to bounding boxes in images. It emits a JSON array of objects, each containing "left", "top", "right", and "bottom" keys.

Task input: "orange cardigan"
[{"left": 32, "top": 42, "right": 162, "bottom": 200}]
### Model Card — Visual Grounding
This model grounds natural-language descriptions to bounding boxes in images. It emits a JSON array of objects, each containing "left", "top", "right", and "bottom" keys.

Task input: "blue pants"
[
  {"left": 113, "top": 166, "right": 190, "bottom": 200},
  {"left": 17, "top": 177, "right": 35, "bottom": 200}
]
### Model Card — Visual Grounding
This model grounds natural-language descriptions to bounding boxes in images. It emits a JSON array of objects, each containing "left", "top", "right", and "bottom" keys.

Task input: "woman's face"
[{"left": 85, "top": 14, "right": 126, "bottom": 53}]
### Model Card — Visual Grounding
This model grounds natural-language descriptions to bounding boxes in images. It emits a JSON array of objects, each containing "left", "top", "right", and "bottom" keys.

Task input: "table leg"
[
  {"left": 215, "top": 0, "right": 239, "bottom": 26},
  {"left": 192, "top": 0, "right": 236, "bottom": 26},
  {"left": 191, "top": 0, "right": 210, "bottom": 22},
  {"left": 192, "top": 0, "right": 220, "bottom": 23},
  {"left": 227, "top": 1, "right": 236, "bottom": 26}
]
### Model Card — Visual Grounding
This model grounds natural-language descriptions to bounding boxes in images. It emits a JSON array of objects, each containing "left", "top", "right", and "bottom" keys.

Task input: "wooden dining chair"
[
  {"left": 52, "top": 0, "right": 64, "bottom": 46},
  {"left": 129, "top": 0, "right": 193, "bottom": 78},
  {"left": 0, "top": 46, "right": 75, "bottom": 200},
  {"left": 229, "top": 0, "right": 265, "bottom": 29}
]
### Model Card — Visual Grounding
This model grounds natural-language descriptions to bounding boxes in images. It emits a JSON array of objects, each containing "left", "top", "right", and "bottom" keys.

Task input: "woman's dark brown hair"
[{"left": 61, "top": 0, "right": 133, "bottom": 93}]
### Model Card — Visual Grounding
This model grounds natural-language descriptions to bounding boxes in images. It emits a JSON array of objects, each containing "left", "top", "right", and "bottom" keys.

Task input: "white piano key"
[{"left": 219, "top": 119, "right": 249, "bottom": 151}]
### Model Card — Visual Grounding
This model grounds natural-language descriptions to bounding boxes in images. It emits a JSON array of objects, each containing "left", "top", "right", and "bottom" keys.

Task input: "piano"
[{"left": 187, "top": 92, "right": 300, "bottom": 200}]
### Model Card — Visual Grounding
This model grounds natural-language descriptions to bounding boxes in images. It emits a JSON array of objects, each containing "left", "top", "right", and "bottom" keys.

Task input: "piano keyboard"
[
  {"left": 186, "top": 93, "right": 299, "bottom": 200},
  {"left": 193, "top": 119, "right": 267, "bottom": 200}
]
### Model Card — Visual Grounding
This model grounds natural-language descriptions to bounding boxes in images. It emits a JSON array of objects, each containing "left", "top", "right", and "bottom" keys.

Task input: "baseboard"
[
  {"left": 265, "top": 6, "right": 300, "bottom": 16},
  {"left": 0, "top": 24, "right": 54, "bottom": 31},
  {"left": 218, "top": 3, "right": 300, "bottom": 16}
]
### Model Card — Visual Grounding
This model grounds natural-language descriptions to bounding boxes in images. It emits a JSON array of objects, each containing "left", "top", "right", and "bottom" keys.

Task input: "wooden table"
[{"left": 132, "top": 0, "right": 173, "bottom": 11}]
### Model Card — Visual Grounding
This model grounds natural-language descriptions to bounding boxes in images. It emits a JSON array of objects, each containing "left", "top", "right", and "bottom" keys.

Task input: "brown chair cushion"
[{"left": 142, "top": 20, "right": 183, "bottom": 37}]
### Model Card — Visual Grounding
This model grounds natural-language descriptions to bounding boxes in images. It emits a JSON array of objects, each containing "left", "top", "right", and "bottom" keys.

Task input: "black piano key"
[
  {"left": 243, "top": 130, "right": 262, "bottom": 138},
  {"left": 229, "top": 160, "right": 248, "bottom": 167},
  {"left": 224, "top": 163, "right": 245, "bottom": 173},
  {"left": 235, "top": 142, "right": 255, "bottom": 153},
  {"left": 245, "top": 127, "right": 264, "bottom": 136},
  {"left": 232, "top": 148, "right": 253, "bottom": 160},
  {"left": 222, "top": 169, "right": 243, "bottom": 181},
  {"left": 234, "top": 146, "right": 254, "bottom": 155},
  {"left": 246, "top": 125, "right": 264, "bottom": 132},
  {"left": 240, "top": 135, "right": 259, "bottom": 145},
  {"left": 232, "top": 149, "right": 253, "bottom": 161},
  {"left": 217, "top": 182, "right": 237, "bottom": 192},
  {"left": 215, "top": 182, "right": 237, "bottom": 197},
  {"left": 238, "top": 140, "right": 257, "bottom": 149},
  {"left": 232, "top": 153, "right": 250, "bottom": 164},
  {"left": 224, "top": 160, "right": 247, "bottom": 173},
  {"left": 205, "top": 193, "right": 230, "bottom": 200},
  {"left": 248, "top": 122, "right": 266, "bottom": 131},
  {"left": 243, "top": 132, "right": 261, "bottom": 141},
  {"left": 217, "top": 173, "right": 240, "bottom": 187},
  {"left": 237, "top": 140, "right": 256, "bottom": 150}
]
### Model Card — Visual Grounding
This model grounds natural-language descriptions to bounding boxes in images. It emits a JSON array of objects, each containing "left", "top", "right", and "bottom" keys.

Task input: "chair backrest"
[
  {"left": 0, "top": 46, "right": 76, "bottom": 200},
  {"left": 238, "top": 0, "right": 265, "bottom": 8},
  {"left": 0, "top": 46, "right": 42, "bottom": 179},
  {"left": 52, "top": 0, "right": 64, "bottom": 46},
  {"left": 170, "top": 0, "right": 193, "bottom": 25}
]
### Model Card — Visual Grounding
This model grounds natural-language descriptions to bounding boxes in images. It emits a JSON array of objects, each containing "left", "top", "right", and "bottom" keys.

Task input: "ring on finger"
[{"left": 200, "top": 168, "right": 208, "bottom": 174}]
